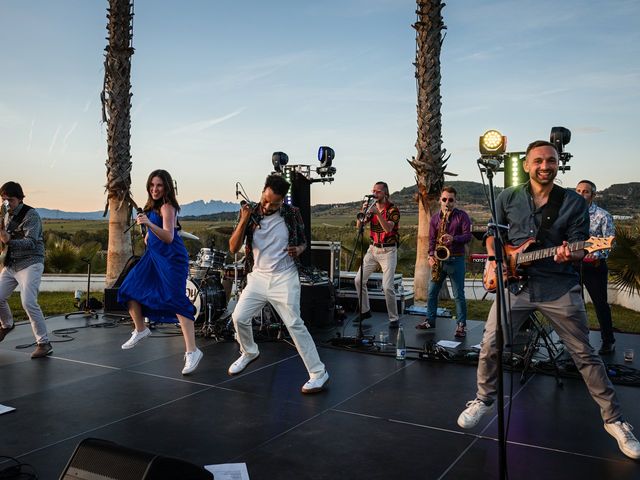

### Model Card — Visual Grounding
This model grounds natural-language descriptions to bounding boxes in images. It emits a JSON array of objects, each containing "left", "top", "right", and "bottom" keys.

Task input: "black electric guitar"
[{"left": 482, "top": 236, "right": 615, "bottom": 293}]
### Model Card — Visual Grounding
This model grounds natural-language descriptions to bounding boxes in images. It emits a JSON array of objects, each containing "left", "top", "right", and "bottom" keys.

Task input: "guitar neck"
[{"left": 516, "top": 241, "right": 586, "bottom": 265}]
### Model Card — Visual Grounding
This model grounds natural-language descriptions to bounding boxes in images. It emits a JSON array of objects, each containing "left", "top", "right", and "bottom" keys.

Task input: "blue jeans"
[{"left": 426, "top": 255, "right": 467, "bottom": 326}]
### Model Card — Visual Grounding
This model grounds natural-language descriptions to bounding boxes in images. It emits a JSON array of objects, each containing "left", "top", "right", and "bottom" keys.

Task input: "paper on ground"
[
  {"left": 205, "top": 463, "right": 250, "bottom": 480},
  {"left": 0, "top": 404, "right": 16, "bottom": 415}
]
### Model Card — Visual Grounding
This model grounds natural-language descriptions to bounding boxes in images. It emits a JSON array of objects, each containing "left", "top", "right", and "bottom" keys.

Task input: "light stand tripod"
[
  {"left": 479, "top": 160, "right": 509, "bottom": 480},
  {"left": 65, "top": 256, "right": 99, "bottom": 319},
  {"left": 519, "top": 312, "right": 563, "bottom": 386}
]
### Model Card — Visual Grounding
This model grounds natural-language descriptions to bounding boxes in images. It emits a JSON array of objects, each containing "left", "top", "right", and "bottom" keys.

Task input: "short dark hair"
[
  {"left": 525, "top": 140, "right": 558, "bottom": 157},
  {"left": 0, "top": 181, "right": 25, "bottom": 200},
  {"left": 264, "top": 174, "right": 290, "bottom": 197},
  {"left": 375, "top": 181, "right": 389, "bottom": 196},
  {"left": 441, "top": 186, "right": 457, "bottom": 197},
  {"left": 577, "top": 179, "right": 597, "bottom": 194}
]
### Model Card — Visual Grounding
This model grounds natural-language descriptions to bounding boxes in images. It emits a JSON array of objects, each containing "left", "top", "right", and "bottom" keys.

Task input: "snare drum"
[
  {"left": 196, "top": 248, "right": 226, "bottom": 270},
  {"left": 186, "top": 277, "right": 227, "bottom": 323}
]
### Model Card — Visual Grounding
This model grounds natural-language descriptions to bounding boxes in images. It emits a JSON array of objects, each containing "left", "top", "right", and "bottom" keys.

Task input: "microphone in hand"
[
  {"left": 136, "top": 208, "right": 147, "bottom": 236},
  {"left": 240, "top": 200, "right": 262, "bottom": 228}
]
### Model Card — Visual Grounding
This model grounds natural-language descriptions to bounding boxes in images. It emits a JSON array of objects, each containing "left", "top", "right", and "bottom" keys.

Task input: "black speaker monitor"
[{"left": 60, "top": 438, "right": 213, "bottom": 480}]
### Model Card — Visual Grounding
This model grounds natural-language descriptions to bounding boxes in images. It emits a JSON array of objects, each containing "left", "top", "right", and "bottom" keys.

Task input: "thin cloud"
[
  {"left": 48, "top": 125, "right": 61, "bottom": 154},
  {"left": 27, "top": 119, "right": 35, "bottom": 152},
  {"left": 574, "top": 126, "right": 606, "bottom": 134},
  {"left": 169, "top": 108, "right": 246, "bottom": 135},
  {"left": 61, "top": 122, "right": 78, "bottom": 153}
]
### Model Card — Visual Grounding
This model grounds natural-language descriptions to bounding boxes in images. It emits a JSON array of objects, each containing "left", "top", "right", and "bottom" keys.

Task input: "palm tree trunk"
[
  {"left": 408, "top": 0, "right": 452, "bottom": 301},
  {"left": 103, "top": 0, "right": 135, "bottom": 287}
]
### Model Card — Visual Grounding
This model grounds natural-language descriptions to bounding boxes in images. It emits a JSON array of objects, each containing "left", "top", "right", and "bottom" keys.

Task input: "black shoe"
[
  {"left": 598, "top": 342, "right": 615, "bottom": 355},
  {"left": 0, "top": 324, "right": 15, "bottom": 342},
  {"left": 354, "top": 310, "right": 372, "bottom": 322}
]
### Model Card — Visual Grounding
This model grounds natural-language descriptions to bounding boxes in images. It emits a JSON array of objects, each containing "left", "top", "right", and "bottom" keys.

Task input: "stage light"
[
  {"left": 550, "top": 126, "right": 571, "bottom": 153},
  {"left": 550, "top": 126, "right": 572, "bottom": 172},
  {"left": 283, "top": 167, "right": 293, "bottom": 205},
  {"left": 316, "top": 146, "right": 336, "bottom": 177},
  {"left": 272, "top": 151, "right": 289, "bottom": 173},
  {"left": 479, "top": 130, "right": 507, "bottom": 156},
  {"left": 503, "top": 152, "right": 527, "bottom": 188}
]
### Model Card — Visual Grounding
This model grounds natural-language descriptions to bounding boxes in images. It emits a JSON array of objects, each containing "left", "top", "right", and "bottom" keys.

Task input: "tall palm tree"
[
  {"left": 608, "top": 221, "right": 640, "bottom": 296},
  {"left": 407, "top": 0, "right": 454, "bottom": 300},
  {"left": 102, "top": 0, "right": 135, "bottom": 287}
]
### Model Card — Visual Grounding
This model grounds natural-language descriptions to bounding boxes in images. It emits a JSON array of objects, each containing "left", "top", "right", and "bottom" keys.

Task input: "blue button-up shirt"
[{"left": 495, "top": 182, "right": 589, "bottom": 302}]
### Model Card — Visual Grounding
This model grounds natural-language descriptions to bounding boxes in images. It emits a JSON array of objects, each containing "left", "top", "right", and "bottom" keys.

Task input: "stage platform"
[{"left": 1, "top": 311, "right": 639, "bottom": 479}]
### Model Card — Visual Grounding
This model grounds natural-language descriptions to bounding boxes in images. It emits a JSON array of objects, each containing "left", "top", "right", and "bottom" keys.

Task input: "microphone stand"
[
  {"left": 331, "top": 197, "right": 375, "bottom": 347},
  {"left": 480, "top": 158, "right": 509, "bottom": 480}
]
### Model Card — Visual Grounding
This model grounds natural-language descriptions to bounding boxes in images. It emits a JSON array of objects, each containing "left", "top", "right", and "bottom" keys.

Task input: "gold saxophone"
[{"left": 431, "top": 210, "right": 451, "bottom": 282}]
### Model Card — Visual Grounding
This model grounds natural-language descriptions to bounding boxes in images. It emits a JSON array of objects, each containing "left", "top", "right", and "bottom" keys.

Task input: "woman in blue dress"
[{"left": 118, "top": 169, "right": 203, "bottom": 375}]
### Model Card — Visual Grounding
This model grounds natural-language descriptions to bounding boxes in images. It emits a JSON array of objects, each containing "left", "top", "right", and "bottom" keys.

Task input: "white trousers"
[
  {"left": 0, "top": 263, "right": 49, "bottom": 343},
  {"left": 354, "top": 245, "right": 398, "bottom": 321},
  {"left": 232, "top": 267, "right": 325, "bottom": 379}
]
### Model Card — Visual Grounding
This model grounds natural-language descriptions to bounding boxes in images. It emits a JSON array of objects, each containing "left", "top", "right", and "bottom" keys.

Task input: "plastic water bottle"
[{"left": 396, "top": 326, "right": 406, "bottom": 361}]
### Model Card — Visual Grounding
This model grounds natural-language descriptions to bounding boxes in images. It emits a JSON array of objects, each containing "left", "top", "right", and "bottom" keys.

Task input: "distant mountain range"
[
  {"left": 37, "top": 199, "right": 238, "bottom": 220},
  {"left": 37, "top": 181, "right": 640, "bottom": 220}
]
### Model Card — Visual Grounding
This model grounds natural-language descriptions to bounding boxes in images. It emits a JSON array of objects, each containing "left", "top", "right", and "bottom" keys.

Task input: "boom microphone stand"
[
  {"left": 478, "top": 158, "right": 509, "bottom": 480},
  {"left": 65, "top": 255, "right": 99, "bottom": 320},
  {"left": 331, "top": 196, "right": 375, "bottom": 347}
]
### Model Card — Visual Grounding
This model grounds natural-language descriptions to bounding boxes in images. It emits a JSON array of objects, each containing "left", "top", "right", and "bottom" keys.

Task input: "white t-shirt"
[{"left": 252, "top": 211, "right": 295, "bottom": 274}]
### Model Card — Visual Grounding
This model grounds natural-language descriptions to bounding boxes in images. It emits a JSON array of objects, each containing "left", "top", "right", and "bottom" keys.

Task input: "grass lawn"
[{"left": 7, "top": 292, "right": 640, "bottom": 334}]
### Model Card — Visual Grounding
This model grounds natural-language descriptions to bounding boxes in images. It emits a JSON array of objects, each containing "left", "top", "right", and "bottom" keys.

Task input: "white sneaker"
[
  {"left": 182, "top": 348, "right": 203, "bottom": 375},
  {"left": 121, "top": 328, "right": 151, "bottom": 350},
  {"left": 301, "top": 370, "right": 329, "bottom": 394},
  {"left": 228, "top": 352, "right": 259, "bottom": 376},
  {"left": 605, "top": 421, "right": 640, "bottom": 460},
  {"left": 457, "top": 399, "right": 494, "bottom": 429}
]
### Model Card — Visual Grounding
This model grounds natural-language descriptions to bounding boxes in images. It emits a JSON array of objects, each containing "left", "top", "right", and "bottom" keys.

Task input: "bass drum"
[{"left": 186, "top": 277, "right": 227, "bottom": 323}]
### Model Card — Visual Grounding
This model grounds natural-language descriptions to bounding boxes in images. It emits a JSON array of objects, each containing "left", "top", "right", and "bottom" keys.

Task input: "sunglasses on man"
[{"left": 441, "top": 197, "right": 455, "bottom": 203}]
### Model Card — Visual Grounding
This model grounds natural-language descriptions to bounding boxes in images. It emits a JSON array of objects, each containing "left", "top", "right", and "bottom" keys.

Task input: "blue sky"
[{"left": 1, "top": 0, "right": 638, "bottom": 211}]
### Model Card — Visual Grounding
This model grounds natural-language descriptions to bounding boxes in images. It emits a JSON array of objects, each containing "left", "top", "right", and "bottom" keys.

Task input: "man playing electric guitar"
[
  {"left": 457, "top": 141, "right": 640, "bottom": 460},
  {"left": 0, "top": 182, "right": 52, "bottom": 358}
]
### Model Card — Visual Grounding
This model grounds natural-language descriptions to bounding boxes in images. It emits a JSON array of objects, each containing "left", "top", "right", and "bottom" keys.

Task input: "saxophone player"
[{"left": 416, "top": 186, "right": 472, "bottom": 337}]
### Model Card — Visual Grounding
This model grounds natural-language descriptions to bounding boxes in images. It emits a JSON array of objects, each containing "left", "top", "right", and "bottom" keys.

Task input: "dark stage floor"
[{"left": 1, "top": 311, "right": 639, "bottom": 479}]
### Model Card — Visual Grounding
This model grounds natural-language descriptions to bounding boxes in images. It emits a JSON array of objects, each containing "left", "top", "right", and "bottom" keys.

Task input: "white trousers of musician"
[
  {"left": 0, "top": 263, "right": 49, "bottom": 344},
  {"left": 476, "top": 284, "right": 621, "bottom": 423},
  {"left": 354, "top": 245, "right": 398, "bottom": 321},
  {"left": 232, "top": 266, "right": 326, "bottom": 379}
]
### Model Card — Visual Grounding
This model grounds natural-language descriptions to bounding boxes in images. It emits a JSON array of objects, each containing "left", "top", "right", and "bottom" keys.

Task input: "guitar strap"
[
  {"left": 3, "top": 204, "right": 33, "bottom": 263},
  {"left": 535, "top": 185, "right": 566, "bottom": 245},
  {"left": 5, "top": 204, "right": 33, "bottom": 233}
]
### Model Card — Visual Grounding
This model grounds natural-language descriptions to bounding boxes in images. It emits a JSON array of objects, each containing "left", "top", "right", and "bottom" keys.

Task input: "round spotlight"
[{"left": 479, "top": 130, "right": 506, "bottom": 155}]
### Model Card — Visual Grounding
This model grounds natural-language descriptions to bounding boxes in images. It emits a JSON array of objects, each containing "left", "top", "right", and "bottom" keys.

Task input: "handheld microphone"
[
  {"left": 240, "top": 200, "right": 262, "bottom": 228},
  {"left": 136, "top": 208, "right": 147, "bottom": 237},
  {"left": 235, "top": 182, "right": 240, "bottom": 199},
  {"left": 364, "top": 194, "right": 376, "bottom": 199}
]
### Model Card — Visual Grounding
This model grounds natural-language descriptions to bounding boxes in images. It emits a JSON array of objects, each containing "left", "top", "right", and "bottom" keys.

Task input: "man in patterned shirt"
[
  {"left": 226, "top": 174, "right": 328, "bottom": 394},
  {"left": 575, "top": 180, "right": 616, "bottom": 354},
  {"left": 0, "top": 181, "right": 52, "bottom": 358},
  {"left": 354, "top": 181, "right": 401, "bottom": 327}
]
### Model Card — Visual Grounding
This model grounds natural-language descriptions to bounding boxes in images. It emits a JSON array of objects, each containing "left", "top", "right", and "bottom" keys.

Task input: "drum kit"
[{"left": 187, "top": 246, "right": 246, "bottom": 340}]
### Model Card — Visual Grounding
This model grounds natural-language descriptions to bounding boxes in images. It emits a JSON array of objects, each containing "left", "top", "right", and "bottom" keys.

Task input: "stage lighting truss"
[{"left": 271, "top": 146, "right": 336, "bottom": 184}]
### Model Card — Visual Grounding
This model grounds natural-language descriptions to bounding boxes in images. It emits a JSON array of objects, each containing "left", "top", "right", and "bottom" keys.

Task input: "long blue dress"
[{"left": 118, "top": 210, "right": 195, "bottom": 322}]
